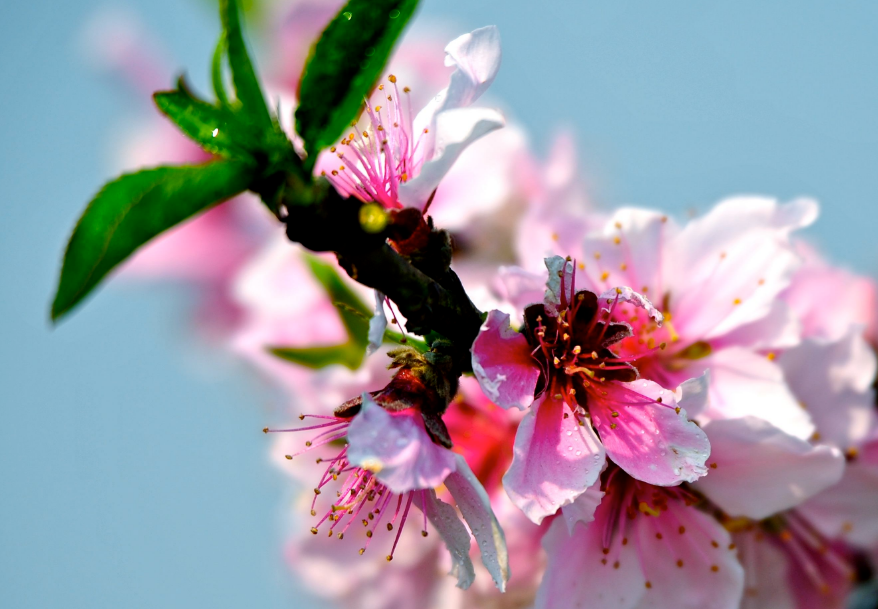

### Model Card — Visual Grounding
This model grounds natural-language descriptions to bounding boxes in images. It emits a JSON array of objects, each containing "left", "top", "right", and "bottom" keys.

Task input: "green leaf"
[
  {"left": 303, "top": 253, "right": 371, "bottom": 346},
  {"left": 51, "top": 160, "right": 256, "bottom": 321},
  {"left": 211, "top": 34, "right": 232, "bottom": 108},
  {"left": 265, "top": 255, "right": 372, "bottom": 371},
  {"left": 295, "top": 0, "right": 420, "bottom": 169},
  {"left": 219, "top": 0, "right": 272, "bottom": 130},
  {"left": 268, "top": 344, "right": 365, "bottom": 370},
  {"left": 382, "top": 328, "right": 428, "bottom": 352},
  {"left": 153, "top": 78, "right": 260, "bottom": 158}
]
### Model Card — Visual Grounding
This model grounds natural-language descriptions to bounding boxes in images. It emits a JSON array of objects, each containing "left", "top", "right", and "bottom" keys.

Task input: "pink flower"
[
  {"left": 536, "top": 466, "right": 745, "bottom": 609},
  {"left": 498, "top": 197, "right": 821, "bottom": 441},
  {"left": 267, "top": 393, "right": 509, "bottom": 592},
  {"left": 318, "top": 26, "right": 505, "bottom": 212},
  {"left": 782, "top": 241, "right": 878, "bottom": 344},
  {"left": 472, "top": 256, "right": 710, "bottom": 524}
]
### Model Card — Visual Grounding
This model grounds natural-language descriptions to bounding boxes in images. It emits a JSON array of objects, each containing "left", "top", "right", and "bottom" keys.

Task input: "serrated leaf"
[
  {"left": 219, "top": 0, "right": 272, "bottom": 130},
  {"left": 304, "top": 253, "right": 371, "bottom": 346},
  {"left": 153, "top": 78, "right": 259, "bottom": 158},
  {"left": 295, "top": 0, "right": 420, "bottom": 168},
  {"left": 51, "top": 160, "right": 255, "bottom": 321},
  {"left": 268, "top": 344, "right": 364, "bottom": 370}
]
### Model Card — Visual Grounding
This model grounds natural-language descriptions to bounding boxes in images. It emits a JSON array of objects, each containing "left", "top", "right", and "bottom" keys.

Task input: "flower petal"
[
  {"left": 444, "top": 454, "right": 510, "bottom": 592},
  {"left": 735, "top": 531, "right": 797, "bottom": 609},
  {"left": 537, "top": 491, "right": 744, "bottom": 609},
  {"left": 797, "top": 439, "right": 878, "bottom": 548},
  {"left": 577, "top": 208, "right": 679, "bottom": 297},
  {"left": 693, "top": 416, "right": 845, "bottom": 519},
  {"left": 419, "top": 489, "right": 476, "bottom": 590},
  {"left": 560, "top": 480, "right": 605, "bottom": 534},
  {"left": 412, "top": 25, "right": 502, "bottom": 138},
  {"left": 471, "top": 309, "right": 540, "bottom": 411},
  {"left": 598, "top": 286, "right": 663, "bottom": 326},
  {"left": 633, "top": 497, "right": 745, "bottom": 609},
  {"left": 675, "top": 370, "right": 710, "bottom": 419},
  {"left": 591, "top": 379, "right": 710, "bottom": 486},
  {"left": 503, "top": 396, "right": 605, "bottom": 524},
  {"left": 367, "top": 290, "right": 387, "bottom": 355},
  {"left": 346, "top": 395, "right": 457, "bottom": 493},
  {"left": 702, "top": 346, "right": 815, "bottom": 440},
  {"left": 536, "top": 509, "right": 645, "bottom": 609},
  {"left": 399, "top": 106, "right": 505, "bottom": 209},
  {"left": 668, "top": 197, "right": 817, "bottom": 343},
  {"left": 778, "top": 331, "right": 878, "bottom": 450},
  {"left": 493, "top": 265, "right": 546, "bottom": 313}
]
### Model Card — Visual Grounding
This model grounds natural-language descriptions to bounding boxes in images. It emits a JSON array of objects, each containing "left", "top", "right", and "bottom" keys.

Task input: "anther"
[
  {"left": 285, "top": 455, "right": 292, "bottom": 460},
  {"left": 310, "top": 527, "right": 318, "bottom": 535}
]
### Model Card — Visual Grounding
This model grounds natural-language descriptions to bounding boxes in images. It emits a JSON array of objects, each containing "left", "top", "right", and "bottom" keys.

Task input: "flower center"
[
  {"left": 265, "top": 414, "right": 429, "bottom": 561},
  {"left": 321, "top": 75, "right": 427, "bottom": 209},
  {"left": 523, "top": 280, "right": 666, "bottom": 418}
]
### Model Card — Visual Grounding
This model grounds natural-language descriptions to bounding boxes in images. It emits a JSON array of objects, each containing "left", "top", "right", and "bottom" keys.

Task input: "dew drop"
[
  {"left": 389, "top": 9, "right": 401, "bottom": 18},
  {"left": 343, "top": 11, "right": 352, "bottom": 20},
  {"left": 566, "top": 431, "right": 573, "bottom": 437}
]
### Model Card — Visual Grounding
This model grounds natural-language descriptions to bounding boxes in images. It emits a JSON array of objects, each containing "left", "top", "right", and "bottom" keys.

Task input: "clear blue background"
[{"left": 1, "top": 1, "right": 876, "bottom": 607}]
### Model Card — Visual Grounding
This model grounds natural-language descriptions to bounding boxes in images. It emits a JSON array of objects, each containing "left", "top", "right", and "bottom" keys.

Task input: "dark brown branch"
[{"left": 281, "top": 185, "right": 484, "bottom": 374}]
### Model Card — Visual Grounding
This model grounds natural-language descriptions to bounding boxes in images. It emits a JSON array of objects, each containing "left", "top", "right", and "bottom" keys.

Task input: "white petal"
[
  {"left": 419, "top": 490, "right": 476, "bottom": 589},
  {"left": 399, "top": 107, "right": 504, "bottom": 209},
  {"left": 367, "top": 291, "right": 387, "bottom": 355},
  {"left": 675, "top": 370, "right": 710, "bottom": 419},
  {"left": 560, "top": 481, "right": 605, "bottom": 535},
  {"left": 694, "top": 416, "right": 845, "bottom": 519},
  {"left": 444, "top": 454, "right": 510, "bottom": 592},
  {"left": 778, "top": 331, "right": 878, "bottom": 450}
]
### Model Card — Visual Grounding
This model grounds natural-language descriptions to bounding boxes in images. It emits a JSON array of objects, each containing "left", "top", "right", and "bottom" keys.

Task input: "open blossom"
[
  {"left": 537, "top": 465, "right": 745, "bottom": 609},
  {"left": 499, "top": 197, "right": 821, "bottom": 442},
  {"left": 278, "top": 376, "right": 542, "bottom": 609},
  {"left": 472, "top": 255, "right": 710, "bottom": 524},
  {"left": 267, "top": 390, "right": 509, "bottom": 592},
  {"left": 318, "top": 26, "right": 505, "bottom": 212}
]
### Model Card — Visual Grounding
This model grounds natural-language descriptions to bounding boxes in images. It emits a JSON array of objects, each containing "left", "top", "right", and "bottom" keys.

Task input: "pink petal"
[
  {"left": 668, "top": 197, "right": 817, "bottom": 343},
  {"left": 471, "top": 309, "right": 540, "bottom": 411},
  {"left": 444, "top": 455, "right": 510, "bottom": 591},
  {"left": 419, "top": 489, "right": 476, "bottom": 590},
  {"left": 578, "top": 208, "right": 679, "bottom": 297},
  {"left": 536, "top": 510, "right": 645, "bottom": 609},
  {"left": 537, "top": 491, "right": 744, "bottom": 609},
  {"left": 694, "top": 417, "right": 845, "bottom": 519},
  {"left": 778, "top": 331, "right": 878, "bottom": 450},
  {"left": 735, "top": 532, "right": 797, "bottom": 609},
  {"left": 503, "top": 396, "right": 605, "bottom": 524},
  {"left": 675, "top": 371, "right": 710, "bottom": 419},
  {"left": 560, "top": 480, "right": 605, "bottom": 534},
  {"left": 703, "top": 347, "right": 815, "bottom": 441},
  {"left": 346, "top": 395, "right": 457, "bottom": 493},
  {"left": 632, "top": 498, "right": 744, "bottom": 608},
  {"left": 797, "top": 439, "right": 878, "bottom": 548},
  {"left": 493, "top": 266, "right": 546, "bottom": 313},
  {"left": 591, "top": 380, "right": 710, "bottom": 486}
]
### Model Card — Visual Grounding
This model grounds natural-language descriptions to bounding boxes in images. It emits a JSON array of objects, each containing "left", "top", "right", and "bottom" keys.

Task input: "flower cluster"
[{"left": 107, "top": 4, "right": 878, "bottom": 608}]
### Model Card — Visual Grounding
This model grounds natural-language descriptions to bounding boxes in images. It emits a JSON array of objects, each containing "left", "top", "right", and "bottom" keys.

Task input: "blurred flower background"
[{"left": 3, "top": 0, "right": 878, "bottom": 607}]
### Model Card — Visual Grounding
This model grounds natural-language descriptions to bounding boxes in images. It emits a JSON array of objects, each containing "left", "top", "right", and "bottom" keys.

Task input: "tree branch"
[{"left": 281, "top": 185, "right": 484, "bottom": 374}]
